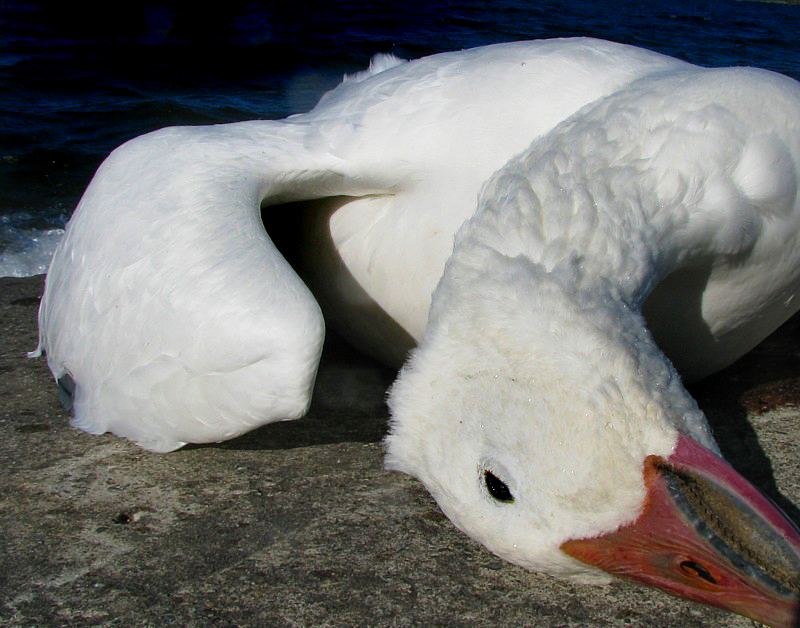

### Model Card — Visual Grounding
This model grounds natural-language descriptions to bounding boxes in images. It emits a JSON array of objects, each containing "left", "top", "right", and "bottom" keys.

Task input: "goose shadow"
[
  {"left": 687, "top": 314, "right": 800, "bottom": 524},
  {"left": 200, "top": 201, "right": 800, "bottom": 526},
  {"left": 645, "top": 262, "right": 800, "bottom": 525}
]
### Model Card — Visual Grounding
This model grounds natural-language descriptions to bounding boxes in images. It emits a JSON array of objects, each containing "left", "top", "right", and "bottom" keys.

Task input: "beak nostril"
[{"left": 680, "top": 560, "right": 718, "bottom": 585}]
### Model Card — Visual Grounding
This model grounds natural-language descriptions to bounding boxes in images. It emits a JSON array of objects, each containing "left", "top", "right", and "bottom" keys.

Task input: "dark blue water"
[{"left": 2, "top": 0, "right": 799, "bottom": 275}]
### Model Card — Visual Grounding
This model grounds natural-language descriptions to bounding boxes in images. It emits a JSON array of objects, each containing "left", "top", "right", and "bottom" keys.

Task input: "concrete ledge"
[{"left": 1, "top": 276, "right": 797, "bottom": 626}]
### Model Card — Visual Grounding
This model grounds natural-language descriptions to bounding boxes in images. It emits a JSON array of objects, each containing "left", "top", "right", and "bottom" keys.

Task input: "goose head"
[{"left": 386, "top": 250, "right": 800, "bottom": 626}]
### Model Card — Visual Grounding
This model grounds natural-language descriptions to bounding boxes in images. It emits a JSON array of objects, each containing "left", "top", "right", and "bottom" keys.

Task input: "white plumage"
[{"left": 35, "top": 38, "right": 800, "bottom": 625}]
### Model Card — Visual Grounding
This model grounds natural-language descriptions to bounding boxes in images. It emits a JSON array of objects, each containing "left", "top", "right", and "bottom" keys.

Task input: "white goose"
[{"left": 35, "top": 39, "right": 800, "bottom": 625}]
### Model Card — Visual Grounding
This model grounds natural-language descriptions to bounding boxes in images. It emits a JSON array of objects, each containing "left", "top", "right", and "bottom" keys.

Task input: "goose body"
[{"left": 36, "top": 39, "right": 800, "bottom": 625}]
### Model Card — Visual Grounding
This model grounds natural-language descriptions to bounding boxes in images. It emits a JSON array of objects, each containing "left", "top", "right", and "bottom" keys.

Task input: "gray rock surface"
[{"left": 1, "top": 275, "right": 797, "bottom": 626}]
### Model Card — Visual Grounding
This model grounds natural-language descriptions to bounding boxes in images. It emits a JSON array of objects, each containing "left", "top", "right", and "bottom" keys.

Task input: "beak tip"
[{"left": 561, "top": 433, "right": 800, "bottom": 627}]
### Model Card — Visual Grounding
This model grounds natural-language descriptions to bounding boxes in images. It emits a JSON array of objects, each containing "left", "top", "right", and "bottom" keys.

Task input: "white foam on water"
[{"left": 0, "top": 214, "right": 65, "bottom": 277}]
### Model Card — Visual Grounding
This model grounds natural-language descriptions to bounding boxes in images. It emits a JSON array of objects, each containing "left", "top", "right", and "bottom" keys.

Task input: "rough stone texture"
[{"left": 1, "top": 275, "right": 797, "bottom": 626}]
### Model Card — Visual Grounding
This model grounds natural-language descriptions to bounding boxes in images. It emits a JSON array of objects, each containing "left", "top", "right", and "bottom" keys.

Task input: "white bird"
[{"left": 35, "top": 38, "right": 800, "bottom": 625}]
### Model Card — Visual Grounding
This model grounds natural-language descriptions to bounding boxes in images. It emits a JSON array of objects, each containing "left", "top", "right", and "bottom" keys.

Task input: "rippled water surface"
[{"left": 2, "top": 0, "right": 799, "bottom": 275}]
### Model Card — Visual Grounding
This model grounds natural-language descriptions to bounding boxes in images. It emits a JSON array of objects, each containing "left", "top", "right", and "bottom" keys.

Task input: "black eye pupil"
[{"left": 484, "top": 470, "right": 514, "bottom": 503}]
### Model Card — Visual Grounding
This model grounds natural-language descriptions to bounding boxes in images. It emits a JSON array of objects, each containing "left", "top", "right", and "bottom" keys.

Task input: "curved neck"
[
  {"left": 454, "top": 150, "right": 666, "bottom": 310},
  {"left": 452, "top": 67, "right": 782, "bottom": 314}
]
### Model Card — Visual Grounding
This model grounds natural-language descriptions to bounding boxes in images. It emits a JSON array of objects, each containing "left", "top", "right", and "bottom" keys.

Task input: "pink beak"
[{"left": 561, "top": 433, "right": 800, "bottom": 627}]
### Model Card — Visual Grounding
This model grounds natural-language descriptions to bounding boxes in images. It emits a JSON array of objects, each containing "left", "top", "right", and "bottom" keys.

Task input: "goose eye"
[{"left": 484, "top": 470, "right": 514, "bottom": 503}]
